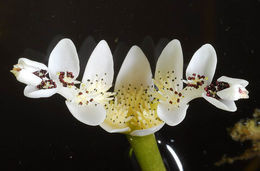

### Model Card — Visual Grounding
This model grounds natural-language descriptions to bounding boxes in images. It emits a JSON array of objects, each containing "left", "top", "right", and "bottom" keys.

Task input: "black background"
[{"left": 0, "top": 0, "right": 259, "bottom": 170}]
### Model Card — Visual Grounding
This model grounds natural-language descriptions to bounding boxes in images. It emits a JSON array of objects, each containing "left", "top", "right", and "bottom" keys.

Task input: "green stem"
[{"left": 126, "top": 134, "right": 166, "bottom": 171}]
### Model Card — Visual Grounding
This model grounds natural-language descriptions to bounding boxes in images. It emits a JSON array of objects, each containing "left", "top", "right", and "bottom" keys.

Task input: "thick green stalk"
[{"left": 126, "top": 134, "right": 166, "bottom": 171}]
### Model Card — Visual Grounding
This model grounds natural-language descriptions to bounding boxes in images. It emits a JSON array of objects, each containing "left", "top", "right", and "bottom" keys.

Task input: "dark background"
[{"left": 0, "top": 0, "right": 259, "bottom": 170}]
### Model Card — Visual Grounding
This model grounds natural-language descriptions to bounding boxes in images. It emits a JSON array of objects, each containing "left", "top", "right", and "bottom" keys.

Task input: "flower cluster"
[{"left": 11, "top": 38, "right": 249, "bottom": 136}]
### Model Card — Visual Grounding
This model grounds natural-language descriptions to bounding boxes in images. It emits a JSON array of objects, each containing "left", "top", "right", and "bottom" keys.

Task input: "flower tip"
[
  {"left": 130, "top": 45, "right": 142, "bottom": 52},
  {"left": 99, "top": 39, "right": 108, "bottom": 45},
  {"left": 95, "top": 39, "right": 112, "bottom": 54},
  {"left": 10, "top": 67, "right": 21, "bottom": 77},
  {"left": 239, "top": 87, "right": 249, "bottom": 99},
  {"left": 202, "top": 43, "right": 214, "bottom": 49},
  {"left": 170, "top": 39, "right": 181, "bottom": 46},
  {"left": 59, "top": 38, "right": 73, "bottom": 43},
  {"left": 200, "top": 43, "right": 216, "bottom": 56}
]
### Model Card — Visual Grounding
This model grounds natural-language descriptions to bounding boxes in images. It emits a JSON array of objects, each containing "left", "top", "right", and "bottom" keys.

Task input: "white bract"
[
  {"left": 11, "top": 38, "right": 80, "bottom": 99},
  {"left": 100, "top": 46, "right": 164, "bottom": 136},
  {"left": 65, "top": 40, "right": 114, "bottom": 126}
]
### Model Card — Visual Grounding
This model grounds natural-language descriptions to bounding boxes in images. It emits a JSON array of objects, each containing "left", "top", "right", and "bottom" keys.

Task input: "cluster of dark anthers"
[
  {"left": 33, "top": 69, "right": 57, "bottom": 89},
  {"left": 59, "top": 71, "right": 75, "bottom": 87},
  {"left": 204, "top": 81, "right": 230, "bottom": 99},
  {"left": 33, "top": 69, "right": 48, "bottom": 79},
  {"left": 186, "top": 73, "right": 205, "bottom": 89},
  {"left": 37, "top": 80, "right": 57, "bottom": 89}
]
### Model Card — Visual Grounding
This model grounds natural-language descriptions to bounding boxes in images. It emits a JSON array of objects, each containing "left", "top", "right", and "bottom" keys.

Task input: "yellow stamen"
[{"left": 104, "top": 85, "right": 163, "bottom": 132}]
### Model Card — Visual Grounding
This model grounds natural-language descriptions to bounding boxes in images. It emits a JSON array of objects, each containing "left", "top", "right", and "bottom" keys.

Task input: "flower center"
[
  {"left": 155, "top": 70, "right": 181, "bottom": 90},
  {"left": 104, "top": 84, "right": 163, "bottom": 132},
  {"left": 69, "top": 76, "right": 113, "bottom": 106},
  {"left": 204, "top": 81, "right": 230, "bottom": 99},
  {"left": 154, "top": 70, "right": 184, "bottom": 105}
]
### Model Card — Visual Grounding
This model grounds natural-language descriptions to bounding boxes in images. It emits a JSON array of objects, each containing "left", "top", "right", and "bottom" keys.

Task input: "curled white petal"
[
  {"left": 99, "top": 122, "right": 130, "bottom": 133},
  {"left": 82, "top": 40, "right": 114, "bottom": 87},
  {"left": 18, "top": 58, "right": 48, "bottom": 71},
  {"left": 155, "top": 39, "right": 183, "bottom": 90},
  {"left": 186, "top": 44, "right": 217, "bottom": 84},
  {"left": 16, "top": 70, "right": 42, "bottom": 86},
  {"left": 217, "top": 76, "right": 249, "bottom": 87},
  {"left": 48, "top": 38, "right": 80, "bottom": 80},
  {"left": 130, "top": 123, "right": 165, "bottom": 136},
  {"left": 217, "top": 85, "right": 249, "bottom": 101},
  {"left": 65, "top": 101, "right": 106, "bottom": 126},
  {"left": 24, "top": 85, "right": 57, "bottom": 98},
  {"left": 202, "top": 93, "right": 237, "bottom": 112},
  {"left": 157, "top": 102, "right": 189, "bottom": 126},
  {"left": 115, "top": 46, "right": 153, "bottom": 90}
]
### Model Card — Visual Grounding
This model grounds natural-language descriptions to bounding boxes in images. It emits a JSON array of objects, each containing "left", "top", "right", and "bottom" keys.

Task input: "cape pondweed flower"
[
  {"left": 11, "top": 38, "right": 80, "bottom": 99},
  {"left": 100, "top": 46, "right": 164, "bottom": 136},
  {"left": 202, "top": 76, "right": 249, "bottom": 111},
  {"left": 154, "top": 40, "right": 189, "bottom": 126},
  {"left": 154, "top": 41, "right": 217, "bottom": 126},
  {"left": 11, "top": 38, "right": 249, "bottom": 171},
  {"left": 65, "top": 40, "right": 114, "bottom": 126},
  {"left": 11, "top": 38, "right": 249, "bottom": 133},
  {"left": 186, "top": 44, "right": 249, "bottom": 111},
  {"left": 154, "top": 40, "right": 249, "bottom": 126}
]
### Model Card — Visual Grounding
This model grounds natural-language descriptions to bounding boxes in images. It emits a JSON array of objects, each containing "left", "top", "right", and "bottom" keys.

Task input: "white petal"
[
  {"left": 186, "top": 44, "right": 217, "bottom": 84},
  {"left": 82, "top": 40, "right": 114, "bottom": 87},
  {"left": 99, "top": 122, "right": 130, "bottom": 133},
  {"left": 16, "top": 70, "right": 42, "bottom": 86},
  {"left": 18, "top": 58, "right": 48, "bottom": 71},
  {"left": 216, "top": 85, "right": 238, "bottom": 101},
  {"left": 155, "top": 39, "right": 183, "bottom": 90},
  {"left": 202, "top": 93, "right": 237, "bottom": 112},
  {"left": 48, "top": 39, "right": 80, "bottom": 80},
  {"left": 217, "top": 85, "right": 249, "bottom": 101},
  {"left": 130, "top": 123, "right": 165, "bottom": 136},
  {"left": 180, "top": 88, "right": 204, "bottom": 104},
  {"left": 65, "top": 101, "right": 106, "bottom": 126},
  {"left": 24, "top": 85, "right": 57, "bottom": 98},
  {"left": 217, "top": 76, "right": 249, "bottom": 87},
  {"left": 57, "top": 86, "right": 77, "bottom": 100},
  {"left": 157, "top": 102, "right": 189, "bottom": 126},
  {"left": 115, "top": 46, "right": 153, "bottom": 90}
]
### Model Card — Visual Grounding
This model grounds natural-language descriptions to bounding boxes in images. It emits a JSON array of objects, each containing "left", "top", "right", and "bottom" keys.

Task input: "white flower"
[
  {"left": 11, "top": 38, "right": 80, "bottom": 99},
  {"left": 154, "top": 40, "right": 190, "bottom": 126},
  {"left": 11, "top": 58, "right": 49, "bottom": 86},
  {"left": 202, "top": 76, "right": 249, "bottom": 111},
  {"left": 186, "top": 44, "right": 249, "bottom": 112},
  {"left": 154, "top": 40, "right": 248, "bottom": 126},
  {"left": 100, "top": 46, "right": 164, "bottom": 136},
  {"left": 65, "top": 40, "right": 114, "bottom": 126}
]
